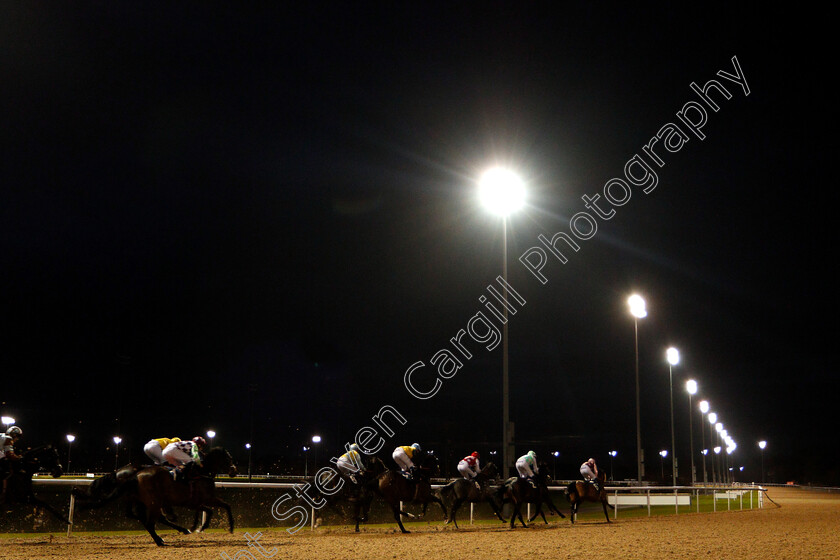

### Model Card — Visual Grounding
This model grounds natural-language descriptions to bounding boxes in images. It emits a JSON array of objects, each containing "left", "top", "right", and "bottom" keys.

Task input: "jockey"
[
  {"left": 161, "top": 437, "right": 205, "bottom": 477},
  {"left": 0, "top": 426, "right": 23, "bottom": 501},
  {"left": 143, "top": 437, "right": 181, "bottom": 465},
  {"left": 392, "top": 443, "right": 421, "bottom": 481},
  {"left": 458, "top": 452, "right": 481, "bottom": 489},
  {"left": 580, "top": 457, "right": 601, "bottom": 492},
  {"left": 516, "top": 450, "right": 539, "bottom": 488},
  {"left": 336, "top": 443, "right": 366, "bottom": 484}
]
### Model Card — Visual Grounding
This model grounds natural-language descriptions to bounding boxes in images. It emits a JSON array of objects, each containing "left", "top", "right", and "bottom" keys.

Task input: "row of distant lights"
[{"left": 628, "top": 295, "right": 768, "bottom": 457}]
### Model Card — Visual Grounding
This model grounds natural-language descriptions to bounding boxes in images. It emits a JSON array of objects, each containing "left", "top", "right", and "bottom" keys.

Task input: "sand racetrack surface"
[{"left": 2, "top": 487, "right": 838, "bottom": 559}]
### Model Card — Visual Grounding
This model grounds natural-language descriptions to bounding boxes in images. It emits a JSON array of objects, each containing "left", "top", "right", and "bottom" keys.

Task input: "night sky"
[{"left": 1, "top": 5, "right": 835, "bottom": 484}]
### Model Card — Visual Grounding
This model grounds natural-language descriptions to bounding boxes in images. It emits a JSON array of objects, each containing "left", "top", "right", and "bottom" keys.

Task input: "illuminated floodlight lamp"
[
  {"left": 758, "top": 440, "right": 767, "bottom": 450},
  {"left": 206, "top": 430, "right": 216, "bottom": 439},
  {"left": 1, "top": 416, "right": 15, "bottom": 426},
  {"left": 739, "top": 466, "right": 745, "bottom": 472},
  {"left": 478, "top": 167, "right": 526, "bottom": 216},
  {"left": 66, "top": 434, "right": 76, "bottom": 443},
  {"left": 609, "top": 450, "right": 618, "bottom": 457},
  {"left": 701, "top": 449, "right": 708, "bottom": 455},
  {"left": 667, "top": 347, "right": 680, "bottom": 366},
  {"left": 708, "top": 412, "right": 718, "bottom": 424},
  {"left": 312, "top": 435, "right": 322, "bottom": 443},
  {"left": 659, "top": 450, "right": 668, "bottom": 457},
  {"left": 715, "top": 422, "right": 723, "bottom": 433},
  {"left": 699, "top": 400, "right": 710, "bottom": 414},
  {"left": 113, "top": 436, "right": 122, "bottom": 445},
  {"left": 714, "top": 446, "right": 721, "bottom": 454},
  {"left": 628, "top": 295, "right": 647, "bottom": 318},
  {"left": 245, "top": 443, "right": 251, "bottom": 449},
  {"left": 686, "top": 379, "right": 698, "bottom": 395}
]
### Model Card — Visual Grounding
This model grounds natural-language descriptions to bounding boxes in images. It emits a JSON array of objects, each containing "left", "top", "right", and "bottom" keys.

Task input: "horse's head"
[
  {"left": 419, "top": 452, "right": 440, "bottom": 476},
  {"left": 24, "top": 445, "right": 64, "bottom": 478},
  {"left": 203, "top": 447, "right": 237, "bottom": 477},
  {"left": 481, "top": 461, "right": 498, "bottom": 480}
]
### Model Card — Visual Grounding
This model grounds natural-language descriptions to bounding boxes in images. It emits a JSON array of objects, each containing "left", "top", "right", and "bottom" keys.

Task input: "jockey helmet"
[
  {"left": 471, "top": 451, "right": 480, "bottom": 459},
  {"left": 192, "top": 436, "right": 207, "bottom": 448},
  {"left": 411, "top": 443, "right": 422, "bottom": 453},
  {"left": 528, "top": 450, "right": 536, "bottom": 459},
  {"left": 6, "top": 425, "right": 22, "bottom": 438},
  {"left": 349, "top": 443, "right": 361, "bottom": 453}
]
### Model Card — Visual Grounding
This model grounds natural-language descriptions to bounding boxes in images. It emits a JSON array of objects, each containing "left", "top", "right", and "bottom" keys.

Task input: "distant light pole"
[
  {"left": 628, "top": 294, "right": 647, "bottom": 483},
  {"left": 758, "top": 440, "right": 767, "bottom": 484},
  {"left": 659, "top": 450, "right": 668, "bottom": 482},
  {"left": 713, "top": 446, "right": 721, "bottom": 485},
  {"left": 699, "top": 400, "right": 710, "bottom": 483},
  {"left": 245, "top": 443, "right": 252, "bottom": 482},
  {"left": 708, "top": 412, "right": 718, "bottom": 483},
  {"left": 113, "top": 436, "right": 122, "bottom": 470},
  {"left": 66, "top": 434, "right": 76, "bottom": 474},
  {"left": 609, "top": 450, "right": 618, "bottom": 481},
  {"left": 207, "top": 430, "right": 216, "bottom": 449},
  {"left": 303, "top": 446, "right": 311, "bottom": 477},
  {"left": 479, "top": 166, "right": 526, "bottom": 479},
  {"left": 715, "top": 421, "right": 724, "bottom": 485},
  {"left": 686, "top": 379, "right": 697, "bottom": 485},
  {"left": 312, "top": 435, "right": 322, "bottom": 473},
  {"left": 552, "top": 451, "right": 559, "bottom": 480},
  {"left": 665, "top": 347, "right": 679, "bottom": 487}
]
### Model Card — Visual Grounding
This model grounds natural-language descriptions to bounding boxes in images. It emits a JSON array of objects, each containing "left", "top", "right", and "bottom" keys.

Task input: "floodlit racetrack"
[{"left": 2, "top": 488, "right": 838, "bottom": 559}]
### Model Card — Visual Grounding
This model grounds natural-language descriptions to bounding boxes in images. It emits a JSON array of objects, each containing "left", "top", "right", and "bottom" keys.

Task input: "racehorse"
[
  {"left": 495, "top": 463, "right": 565, "bottom": 528},
  {"left": 565, "top": 469, "right": 613, "bottom": 523},
  {"left": 438, "top": 462, "right": 505, "bottom": 528},
  {"left": 373, "top": 451, "right": 447, "bottom": 533},
  {"left": 74, "top": 447, "right": 238, "bottom": 545},
  {"left": 311, "top": 455, "right": 388, "bottom": 532},
  {"left": 1, "top": 445, "right": 69, "bottom": 524}
]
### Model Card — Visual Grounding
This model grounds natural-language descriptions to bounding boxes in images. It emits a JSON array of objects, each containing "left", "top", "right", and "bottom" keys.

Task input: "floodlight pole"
[
  {"left": 502, "top": 217, "right": 512, "bottom": 479},
  {"left": 634, "top": 317, "right": 642, "bottom": 484},
  {"left": 668, "top": 361, "right": 677, "bottom": 487}
]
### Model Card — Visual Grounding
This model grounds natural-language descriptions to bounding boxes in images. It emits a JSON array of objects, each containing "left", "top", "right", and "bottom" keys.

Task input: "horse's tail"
[
  {"left": 438, "top": 480, "right": 457, "bottom": 501},
  {"left": 564, "top": 481, "right": 576, "bottom": 501},
  {"left": 74, "top": 472, "right": 138, "bottom": 509}
]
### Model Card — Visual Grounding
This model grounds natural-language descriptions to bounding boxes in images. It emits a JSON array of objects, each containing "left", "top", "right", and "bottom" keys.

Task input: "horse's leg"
[
  {"left": 486, "top": 495, "right": 506, "bottom": 522},
  {"left": 26, "top": 495, "right": 70, "bottom": 525},
  {"left": 429, "top": 492, "right": 447, "bottom": 520},
  {"left": 157, "top": 515, "right": 191, "bottom": 534},
  {"left": 199, "top": 506, "right": 214, "bottom": 531},
  {"left": 601, "top": 497, "right": 612, "bottom": 523},
  {"left": 190, "top": 509, "right": 202, "bottom": 533},
  {"left": 546, "top": 496, "right": 566, "bottom": 518},
  {"left": 392, "top": 504, "right": 409, "bottom": 534},
  {"left": 570, "top": 499, "right": 577, "bottom": 524},
  {"left": 446, "top": 497, "right": 463, "bottom": 527},
  {"left": 199, "top": 496, "right": 234, "bottom": 533},
  {"left": 142, "top": 507, "right": 165, "bottom": 546}
]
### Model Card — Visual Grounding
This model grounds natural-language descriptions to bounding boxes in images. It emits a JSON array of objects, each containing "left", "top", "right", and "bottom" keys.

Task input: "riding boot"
[
  {"left": 474, "top": 479, "right": 481, "bottom": 491},
  {"left": 593, "top": 479, "right": 601, "bottom": 493},
  {"left": 409, "top": 466, "right": 418, "bottom": 481}
]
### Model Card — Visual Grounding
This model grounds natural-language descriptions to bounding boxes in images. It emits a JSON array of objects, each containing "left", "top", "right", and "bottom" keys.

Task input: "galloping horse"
[
  {"left": 373, "top": 452, "right": 447, "bottom": 533},
  {"left": 438, "top": 462, "right": 505, "bottom": 528},
  {"left": 311, "top": 456, "right": 387, "bottom": 532},
  {"left": 1, "top": 445, "right": 68, "bottom": 524},
  {"left": 74, "top": 447, "right": 238, "bottom": 545},
  {"left": 565, "top": 469, "right": 613, "bottom": 523},
  {"left": 495, "top": 464, "right": 565, "bottom": 528}
]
